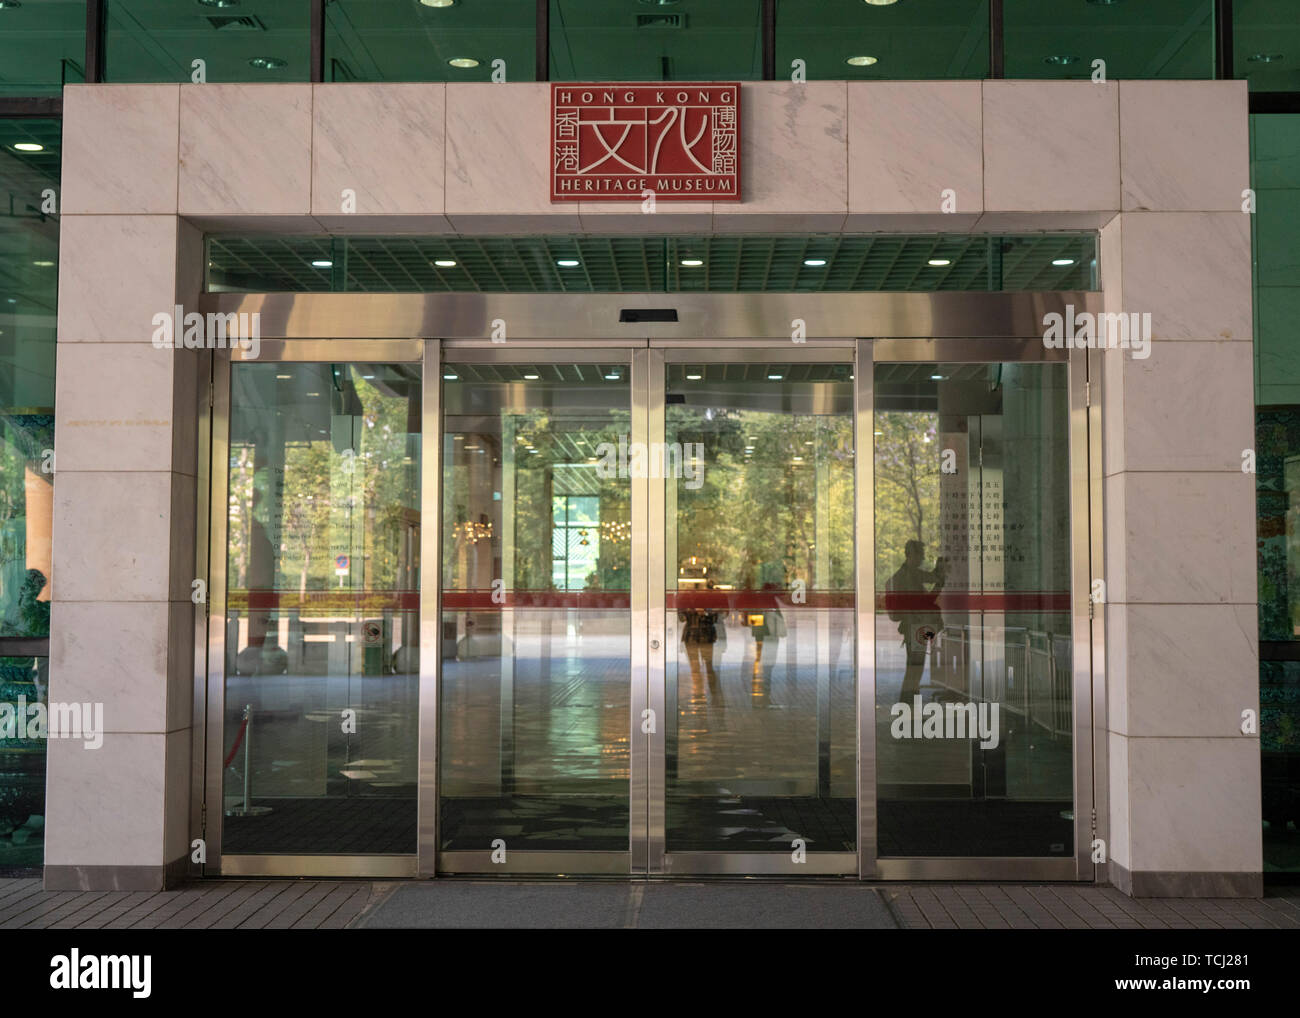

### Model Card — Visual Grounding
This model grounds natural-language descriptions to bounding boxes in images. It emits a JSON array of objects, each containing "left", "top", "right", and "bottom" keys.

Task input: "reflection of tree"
[
  {"left": 874, "top": 411, "right": 940, "bottom": 588},
  {"left": 669, "top": 409, "right": 854, "bottom": 590},
  {"left": 228, "top": 372, "right": 420, "bottom": 593}
]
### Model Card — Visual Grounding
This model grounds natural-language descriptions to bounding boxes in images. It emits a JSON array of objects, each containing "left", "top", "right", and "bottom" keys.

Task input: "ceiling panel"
[{"left": 206, "top": 232, "right": 1098, "bottom": 293}]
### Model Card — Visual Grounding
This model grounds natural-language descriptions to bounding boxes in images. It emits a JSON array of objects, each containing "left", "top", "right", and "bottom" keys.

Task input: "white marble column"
[
  {"left": 1100, "top": 81, "right": 1260, "bottom": 896},
  {"left": 45, "top": 85, "right": 200, "bottom": 890}
]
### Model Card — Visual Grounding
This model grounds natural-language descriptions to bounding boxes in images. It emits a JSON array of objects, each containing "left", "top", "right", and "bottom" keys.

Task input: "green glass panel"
[
  {"left": 0, "top": 1, "right": 84, "bottom": 96},
  {"left": 1236, "top": 0, "right": 1300, "bottom": 92},
  {"left": 326, "top": 0, "right": 536, "bottom": 82},
  {"left": 1006, "top": 0, "right": 1213, "bottom": 80},
  {"left": 105, "top": 0, "right": 309, "bottom": 83},
  {"left": 550, "top": 0, "right": 762, "bottom": 82},
  {"left": 0, "top": 119, "right": 57, "bottom": 640},
  {"left": 0, "top": 657, "right": 47, "bottom": 871},
  {"left": 205, "top": 233, "right": 1098, "bottom": 293},
  {"left": 777, "top": 0, "right": 989, "bottom": 80}
]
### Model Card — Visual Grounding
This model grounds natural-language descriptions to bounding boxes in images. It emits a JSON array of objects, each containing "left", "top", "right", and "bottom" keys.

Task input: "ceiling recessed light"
[
  {"left": 248, "top": 57, "right": 287, "bottom": 70},
  {"left": 605, "top": 373, "right": 621, "bottom": 380},
  {"left": 768, "top": 373, "right": 784, "bottom": 380},
  {"left": 804, "top": 258, "right": 828, "bottom": 267},
  {"left": 448, "top": 57, "right": 480, "bottom": 69},
  {"left": 846, "top": 56, "right": 878, "bottom": 67},
  {"left": 32, "top": 260, "right": 54, "bottom": 267},
  {"left": 311, "top": 259, "right": 333, "bottom": 268},
  {"left": 306, "top": 392, "right": 321, "bottom": 397},
  {"left": 556, "top": 258, "right": 580, "bottom": 267},
  {"left": 928, "top": 258, "right": 951, "bottom": 267},
  {"left": 0, "top": 1, "right": 23, "bottom": 8},
  {"left": 198, "top": 0, "right": 239, "bottom": 7},
  {"left": 1086, "top": 0, "right": 1122, "bottom": 5},
  {"left": 433, "top": 259, "right": 457, "bottom": 268},
  {"left": 420, "top": 0, "right": 455, "bottom": 6},
  {"left": 930, "top": 374, "right": 944, "bottom": 380},
  {"left": 362, "top": 374, "right": 375, "bottom": 379},
  {"left": 1044, "top": 55, "right": 1079, "bottom": 65},
  {"left": 680, "top": 258, "right": 704, "bottom": 267},
  {"left": 686, "top": 373, "right": 702, "bottom": 380},
  {"left": 443, "top": 373, "right": 459, "bottom": 380},
  {"left": 12, "top": 143, "right": 43, "bottom": 152},
  {"left": 863, "top": 0, "right": 899, "bottom": 5},
  {"left": 1052, "top": 258, "right": 1076, "bottom": 267},
  {"left": 523, "top": 373, "right": 540, "bottom": 380},
  {"left": 276, "top": 374, "right": 291, "bottom": 379},
  {"left": 1248, "top": 53, "right": 1284, "bottom": 63}
]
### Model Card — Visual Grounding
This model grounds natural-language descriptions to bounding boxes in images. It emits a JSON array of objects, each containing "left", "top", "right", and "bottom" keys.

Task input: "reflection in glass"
[
  {"left": 105, "top": 0, "right": 309, "bottom": 82},
  {"left": 875, "top": 362, "right": 1073, "bottom": 857},
  {"left": 550, "top": 0, "right": 762, "bottom": 81},
  {"left": 326, "top": 0, "right": 536, "bottom": 82},
  {"left": 1235, "top": 1, "right": 1300, "bottom": 92},
  {"left": 776, "top": 0, "right": 988, "bottom": 80},
  {"left": 0, "top": 657, "right": 46, "bottom": 871},
  {"left": 0, "top": 1, "right": 84, "bottom": 96},
  {"left": 1006, "top": 0, "right": 1212, "bottom": 80},
  {"left": 665, "top": 363, "right": 856, "bottom": 853},
  {"left": 222, "top": 363, "right": 421, "bottom": 854},
  {"left": 0, "top": 120, "right": 58, "bottom": 640},
  {"left": 440, "top": 364, "right": 630, "bottom": 852},
  {"left": 1255, "top": 406, "right": 1300, "bottom": 871}
]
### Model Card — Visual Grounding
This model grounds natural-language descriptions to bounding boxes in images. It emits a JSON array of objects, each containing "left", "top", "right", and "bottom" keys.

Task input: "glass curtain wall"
[
  {"left": 0, "top": 119, "right": 58, "bottom": 872},
  {"left": 1253, "top": 113, "right": 1300, "bottom": 874}
]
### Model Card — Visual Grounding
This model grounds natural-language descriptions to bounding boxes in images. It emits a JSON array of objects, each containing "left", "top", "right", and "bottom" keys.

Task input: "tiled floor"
[
  {"left": 0, "top": 876, "right": 1297, "bottom": 929},
  {"left": 881, "top": 884, "right": 1300, "bottom": 929}
]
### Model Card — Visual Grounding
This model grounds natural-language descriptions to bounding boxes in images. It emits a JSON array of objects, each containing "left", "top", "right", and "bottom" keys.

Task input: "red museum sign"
[{"left": 550, "top": 82, "right": 741, "bottom": 202}]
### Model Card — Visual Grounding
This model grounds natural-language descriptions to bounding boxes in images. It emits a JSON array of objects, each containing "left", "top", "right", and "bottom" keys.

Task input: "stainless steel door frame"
[
  {"left": 867, "top": 337, "right": 1094, "bottom": 883},
  {"left": 204, "top": 338, "right": 425, "bottom": 879}
]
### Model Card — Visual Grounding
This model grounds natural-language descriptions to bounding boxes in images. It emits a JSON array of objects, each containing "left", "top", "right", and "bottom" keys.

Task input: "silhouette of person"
[
  {"left": 681, "top": 603, "right": 720, "bottom": 691},
  {"left": 886, "top": 541, "right": 946, "bottom": 701}
]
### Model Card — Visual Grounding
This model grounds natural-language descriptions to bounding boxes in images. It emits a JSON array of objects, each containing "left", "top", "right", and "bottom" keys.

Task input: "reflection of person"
[
  {"left": 680, "top": 601, "right": 720, "bottom": 691},
  {"left": 886, "top": 541, "right": 946, "bottom": 700},
  {"left": 748, "top": 582, "right": 786, "bottom": 699},
  {"left": 17, "top": 569, "right": 50, "bottom": 637}
]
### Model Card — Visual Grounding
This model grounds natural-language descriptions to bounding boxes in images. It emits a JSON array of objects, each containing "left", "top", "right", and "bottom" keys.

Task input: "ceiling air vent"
[
  {"left": 205, "top": 15, "right": 266, "bottom": 31},
  {"left": 636, "top": 13, "right": 686, "bottom": 28}
]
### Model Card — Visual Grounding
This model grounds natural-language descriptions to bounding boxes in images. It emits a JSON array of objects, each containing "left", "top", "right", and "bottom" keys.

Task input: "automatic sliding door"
[
  {"left": 658, "top": 354, "right": 858, "bottom": 874},
  {"left": 437, "top": 356, "right": 634, "bottom": 873}
]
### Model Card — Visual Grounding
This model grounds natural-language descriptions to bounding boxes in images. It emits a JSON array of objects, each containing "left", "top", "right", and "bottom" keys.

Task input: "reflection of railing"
[{"left": 928, "top": 619, "right": 1072, "bottom": 739}]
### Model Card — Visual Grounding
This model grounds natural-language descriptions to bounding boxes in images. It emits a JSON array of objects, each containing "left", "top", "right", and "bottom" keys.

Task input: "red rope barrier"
[{"left": 223, "top": 715, "right": 249, "bottom": 769}]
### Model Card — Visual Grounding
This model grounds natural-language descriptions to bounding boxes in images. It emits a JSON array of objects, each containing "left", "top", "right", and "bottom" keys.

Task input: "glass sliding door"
[
  {"left": 216, "top": 352, "right": 422, "bottom": 864},
  {"left": 437, "top": 353, "right": 636, "bottom": 873},
  {"left": 871, "top": 345, "right": 1086, "bottom": 875},
  {"left": 655, "top": 352, "right": 858, "bottom": 874}
]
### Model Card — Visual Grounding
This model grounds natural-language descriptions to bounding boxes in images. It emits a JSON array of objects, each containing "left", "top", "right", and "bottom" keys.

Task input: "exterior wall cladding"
[{"left": 47, "top": 79, "right": 1259, "bottom": 896}]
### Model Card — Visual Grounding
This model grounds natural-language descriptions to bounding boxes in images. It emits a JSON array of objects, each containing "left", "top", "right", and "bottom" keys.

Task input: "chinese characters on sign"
[{"left": 551, "top": 83, "right": 741, "bottom": 202}]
